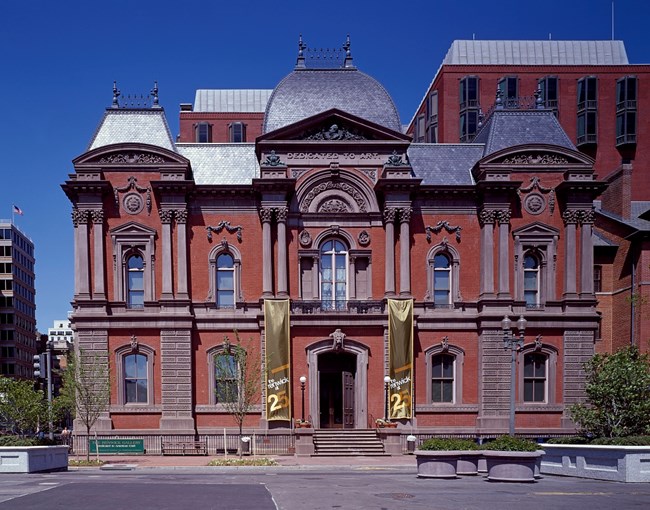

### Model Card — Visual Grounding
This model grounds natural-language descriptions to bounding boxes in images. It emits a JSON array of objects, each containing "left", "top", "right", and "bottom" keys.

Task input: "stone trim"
[{"left": 115, "top": 343, "right": 156, "bottom": 406}]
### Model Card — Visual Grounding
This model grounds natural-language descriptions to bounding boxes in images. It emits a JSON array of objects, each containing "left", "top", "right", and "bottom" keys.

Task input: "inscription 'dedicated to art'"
[{"left": 287, "top": 152, "right": 380, "bottom": 161}]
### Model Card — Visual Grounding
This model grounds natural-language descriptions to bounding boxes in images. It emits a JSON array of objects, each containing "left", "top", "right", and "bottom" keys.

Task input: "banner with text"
[
  {"left": 264, "top": 299, "right": 291, "bottom": 421},
  {"left": 388, "top": 298, "right": 414, "bottom": 419}
]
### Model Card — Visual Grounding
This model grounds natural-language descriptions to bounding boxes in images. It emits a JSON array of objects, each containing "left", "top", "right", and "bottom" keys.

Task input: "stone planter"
[
  {"left": 415, "top": 450, "right": 460, "bottom": 479},
  {"left": 539, "top": 444, "right": 650, "bottom": 483},
  {"left": 483, "top": 450, "right": 544, "bottom": 482},
  {"left": 457, "top": 451, "right": 482, "bottom": 476},
  {"left": 0, "top": 446, "right": 69, "bottom": 473}
]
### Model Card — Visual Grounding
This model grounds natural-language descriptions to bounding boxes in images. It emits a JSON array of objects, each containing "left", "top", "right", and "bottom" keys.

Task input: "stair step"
[{"left": 311, "top": 429, "right": 386, "bottom": 456}]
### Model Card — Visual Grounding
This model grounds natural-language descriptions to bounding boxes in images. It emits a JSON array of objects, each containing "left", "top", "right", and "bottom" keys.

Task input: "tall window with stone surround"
[
  {"left": 124, "top": 353, "right": 148, "bottom": 404},
  {"left": 320, "top": 239, "right": 348, "bottom": 311},
  {"left": 126, "top": 253, "right": 144, "bottom": 309},
  {"left": 523, "top": 253, "right": 540, "bottom": 307}
]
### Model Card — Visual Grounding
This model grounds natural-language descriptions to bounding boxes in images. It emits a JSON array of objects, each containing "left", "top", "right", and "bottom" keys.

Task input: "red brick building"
[{"left": 63, "top": 40, "right": 619, "bottom": 449}]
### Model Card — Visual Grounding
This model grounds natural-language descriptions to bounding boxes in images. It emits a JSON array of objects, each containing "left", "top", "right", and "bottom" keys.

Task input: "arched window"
[
  {"left": 216, "top": 253, "right": 235, "bottom": 308},
  {"left": 320, "top": 239, "right": 348, "bottom": 311},
  {"left": 523, "top": 253, "right": 540, "bottom": 307},
  {"left": 127, "top": 253, "right": 144, "bottom": 309},
  {"left": 431, "top": 353, "right": 455, "bottom": 403},
  {"left": 523, "top": 352, "right": 547, "bottom": 403},
  {"left": 124, "top": 353, "right": 148, "bottom": 404},
  {"left": 433, "top": 253, "right": 452, "bottom": 305},
  {"left": 214, "top": 352, "right": 239, "bottom": 403}
]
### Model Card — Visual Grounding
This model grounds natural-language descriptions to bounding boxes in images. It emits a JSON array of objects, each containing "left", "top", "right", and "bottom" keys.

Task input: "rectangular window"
[
  {"left": 459, "top": 110, "right": 478, "bottom": 142},
  {"left": 577, "top": 77, "right": 598, "bottom": 110},
  {"left": 195, "top": 122, "right": 212, "bottom": 143},
  {"left": 616, "top": 76, "right": 637, "bottom": 146},
  {"left": 593, "top": 265, "right": 602, "bottom": 293},
  {"left": 498, "top": 76, "right": 519, "bottom": 108},
  {"left": 215, "top": 353, "right": 238, "bottom": 403},
  {"left": 577, "top": 111, "right": 597, "bottom": 145},
  {"left": 416, "top": 115, "right": 425, "bottom": 143},
  {"left": 523, "top": 354, "right": 547, "bottom": 402},
  {"left": 538, "top": 76, "right": 558, "bottom": 113},
  {"left": 229, "top": 122, "right": 246, "bottom": 143},
  {"left": 431, "top": 354, "right": 454, "bottom": 403},
  {"left": 459, "top": 76, "right": 479, "bottom": 110}
]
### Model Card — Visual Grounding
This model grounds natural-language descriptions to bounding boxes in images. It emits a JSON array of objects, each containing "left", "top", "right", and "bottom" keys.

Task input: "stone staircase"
[{"left": 313, "top": 429, "right": 386, "bottom": 456}]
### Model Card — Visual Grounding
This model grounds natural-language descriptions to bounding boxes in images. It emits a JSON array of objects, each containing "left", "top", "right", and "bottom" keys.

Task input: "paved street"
[{"left": 1, "top": 465, "right": 649, "bottom": 510}]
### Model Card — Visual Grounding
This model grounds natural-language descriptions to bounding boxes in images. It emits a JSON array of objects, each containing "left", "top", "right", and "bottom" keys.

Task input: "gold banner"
[
  {"left": 264, "top": 299, "right": 291, "bottom": 421},
  {"left": 388, "top": 299, "right": 413, "bottom": 419}
]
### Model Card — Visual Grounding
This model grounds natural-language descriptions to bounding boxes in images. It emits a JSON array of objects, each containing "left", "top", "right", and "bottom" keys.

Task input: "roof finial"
[
  {"left": 343, "top": 34, "right": 354, "bottom": 68},
  {"left": 112, "top": 81, "right": 121, "bottom": 108},
  {"left": 535, "top": 86, "right": 544, "bottom": 109},
  {"left": 495, "top": 86, "right": 503, "bottom": 109},
  {"left": 151, "top": 81, "right": 160, "bottom": 108},
  {"left": 296, "top": 34, "right": 306, "bottom": 69}
]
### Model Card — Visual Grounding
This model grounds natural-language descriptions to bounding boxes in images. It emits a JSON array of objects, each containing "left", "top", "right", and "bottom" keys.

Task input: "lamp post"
[
  {"left": 383, "top": 375, "right": 391, "bottom": 421},
  {"left": 502, "top": 315, "right": 527, "bottom": 436},
  {"left": 299, "top": 375, "right": 307, "bottom": 422}
]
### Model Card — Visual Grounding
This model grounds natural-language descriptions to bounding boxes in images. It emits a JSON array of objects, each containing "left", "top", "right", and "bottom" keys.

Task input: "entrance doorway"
[{"left": 318, "top": 352, "right": 356, "bottom": 428}]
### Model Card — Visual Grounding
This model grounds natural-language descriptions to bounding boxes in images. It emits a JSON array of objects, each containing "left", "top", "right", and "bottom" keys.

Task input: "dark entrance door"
[{"left": 318, "top": 352, "right": 356, "bottom": 428}]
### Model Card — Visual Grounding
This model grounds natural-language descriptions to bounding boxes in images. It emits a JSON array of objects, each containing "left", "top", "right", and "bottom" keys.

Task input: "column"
[
  {"left": 159, "top": 209, "right": 174, "bottom": 299},
  {"left": 260, "top": 207, "right": 273, "bottom": 297},
  {"left": 276, "top": 206, "right": 288, "bottom": 297},
  {"left": 579, "top": 210, "right": 595, "bottom": 297},
  {"left": 497, "top": 209, "right": 511, "bottom": 298},
  {"left": 399, "top": 207, "right": 412, "bottom": 296},
  {"left": 312, "top": 256, "right": 320, "bottom": 300},
  {"left": 562, "top": 210, "right": 578, "bottom": 298},
  {"left": 91, "top": 210, "right": 105, "bottom": 299},
  {"left": 73, "top": 209, "right": 90, "bottom": 299},
  {"left": 383, "top": 208, "right": 397, "bottom": 296},
  {"left": 349, "top": 256, "right": 357, "bottom": 299},
  {"left": 479, "top": 209, "right": 496, "bottom": 297},
  {"left": 175, "top": 209, "right": 189, "bottom": 299}
]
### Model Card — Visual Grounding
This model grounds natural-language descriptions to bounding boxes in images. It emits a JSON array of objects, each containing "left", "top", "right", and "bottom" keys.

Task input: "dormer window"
[
  {"left": 195, "top": 122, "right": 212, "bottom": 143},
  {"left": 229, "top": 122, "right": 246, "bottom": 143}
]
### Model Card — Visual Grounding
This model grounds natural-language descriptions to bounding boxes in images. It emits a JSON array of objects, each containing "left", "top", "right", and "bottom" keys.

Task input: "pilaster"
[
  {"left": 383, "top": 207, "right": 397, "bottom": 297},
  {"left": 159, "top": 329, "right": 195, "bottom": 432},
  {"left": 159, "top": 209, "right": 174, "bottom": 300},
  {"left": 174, "top": 209, "right": 189, "bottom": 299},
  {"left": 479, "top": 209, "right": 496, "bottom": 298},
  {"left": 260, "top": 207, "right": 274, "bottom": 298},
  {"left": 398, "top": 207, "right": 412, "bottom": 296}
]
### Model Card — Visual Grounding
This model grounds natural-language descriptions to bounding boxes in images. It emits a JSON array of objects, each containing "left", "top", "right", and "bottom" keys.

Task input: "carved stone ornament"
[
  {"left": 303, "top": 123, "right": 366, "bottom": 141},
  {"left": 114, "top": 176, "right": 152, "bottom": 215},
  {"left": 300, "top": 181, "right": 367, "bottom": 213},
  {"left": 158, "top": 209, "right": 173, "bottom": 224},
  {"left": 330, "top": 329, "right": 346, "bottom": 352},
  {"left": 123, "top": 192, "right": 145, "bottom": 215},
  {"left": 383, "top": 207, "right": 397, "bottom": 224},
  {"left": 534, "top": 334, "right": 543, "bottom": 351},
  {"left": 478, "top": 209, "right": 497, "bottom": 226},
  {"left": 496, "top": 209, "right": 511, "bottom": 224},
  {"left": 386, "top": 150, "right": 407, "bottom": 166},
  {"left": 90, "top": 209, "right": 104, "bottom": 224},
  {"left": 206, "top": 221, "right": 243, "bottom": 242},
  {"left": 502, "top": 153, "right": 568, "bottom": 165},
  {"left": 519, "top": 176, "right": 555, "bottom": 214},
  {"left": 524, "top": 193, "right": 546, "bottom": 215},
  {"left": 174, "top": 209, "right": 188, "bottom": 224},
  {"left": 319, "top": 199, "right": 349, "bottom": 213},
  {"left": 130, "top": 334, "right": 139, "bottom": 352},
  {"left": 358, "top": 230, "right": 370, "bottom": 246},
  {"left": 562, "top": 208, "right": 595, "bottom": 226},
  {"left": 399, "top": 207, "right": 412, "bottom": 223},
  {"left": 259, "top": 207, "right": 273, "bottom": 223},
  {"left": 99, "top": 152, "right": 166, "bottom": 165},
  {"left": 299, "top": 230, "right": 312, "bottom": 247},
  {"left": 274, "top": 207, "right": 288, "bottom": 222},
  {"left": 426, "top": 220, "right": 462, "bottom": 242},
  {"left": 441, "top": 336, "right": 449, "bottom": 352},
  {"left": 263, "top": 150, "right": 284, "bottom": 167},
  {"left": 71, "top": 208, "right": 88, "bottom": 226}
]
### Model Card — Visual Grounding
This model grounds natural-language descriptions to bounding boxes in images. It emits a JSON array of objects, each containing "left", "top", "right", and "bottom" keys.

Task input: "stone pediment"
[
  {"left": 257, "top": 108, "right": 411, "bottom": 143},
  {"left": 73, "top": 143, "right": 188, "bottom": 167},
  {"left": 481, "top": 145, "right": 594, "bottom": 167},
  {"left": 109, "top": 221, "right": 157, "bottom": 237},
  {"left": 512, "top": 221, "right": 560, "bottom": 237}
]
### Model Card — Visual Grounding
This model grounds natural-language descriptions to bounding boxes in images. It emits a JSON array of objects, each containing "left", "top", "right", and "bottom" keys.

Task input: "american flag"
[{"left": 13, "top": 205, "right": 23, "bottom": 216}]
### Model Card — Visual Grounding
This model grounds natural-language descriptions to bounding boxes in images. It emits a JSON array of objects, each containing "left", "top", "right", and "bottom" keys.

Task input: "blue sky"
[{"left": 0, "top": 0, "right": 648, "bottom": 331}]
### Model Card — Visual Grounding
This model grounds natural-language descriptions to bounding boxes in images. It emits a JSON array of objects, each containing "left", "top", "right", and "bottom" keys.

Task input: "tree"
[
  {"left": 56, "top": 350, "right": 110, "bottom": 460},
  {"left": 570, "top": 346, "right": 650, "bottom": 438},
  {"left": 0, "top": 376, "right": 47, "bottom": 437},
  {"left": 215, "top": 332, "right": 262, "bottom": 457}
]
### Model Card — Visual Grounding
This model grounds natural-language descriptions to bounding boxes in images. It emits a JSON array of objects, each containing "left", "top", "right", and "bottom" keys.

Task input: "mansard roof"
[
  {"left": 263, "top": 68, "right": 402, "bottom": 134},
  {"left": 88, "top": 108, "right": 175, "bottom": 152},
  {"left": 472, "top": 110, "right": 575, "bottom": 157},
  {"left": 193, "top": 89, "right": 272, "bottom": 112},
  {"left": 408, "top": 144, "right": 483, "bottom": 185},
  {"left": 442, "top": 40, "right": 629, "bottom": 66},
  {"left": 175, "top": 143, "right": 260, "bottom": 185}
]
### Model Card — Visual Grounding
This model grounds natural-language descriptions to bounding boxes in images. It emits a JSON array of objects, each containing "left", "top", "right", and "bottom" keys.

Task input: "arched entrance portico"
[{"left": 306, "top": 337, "right": 369, "bottom": 429}]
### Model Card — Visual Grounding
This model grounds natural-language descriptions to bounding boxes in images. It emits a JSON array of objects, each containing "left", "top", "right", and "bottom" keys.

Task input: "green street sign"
[{"left": 89, "top": 438, "right": 145, "bottom": 454}]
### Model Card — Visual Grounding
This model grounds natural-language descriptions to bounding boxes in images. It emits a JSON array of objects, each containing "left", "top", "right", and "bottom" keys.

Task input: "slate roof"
[
  {"left": 194, "top": 89, "right": 272, "bottom": 112},
  {"left": 408, "top": 144, "right": 484, "bottom": 185},
  {"left": 596, "top": 201, "right": 650, "bottom": 232},
  {"left": 88, "top": 109, "right": 175, "bottom": 152},
  {"left": 442, "top": 40, "right": 629, "bottom": 66},
  {"left": 176, "top": 144, "right": 259, "bottom": 185},
  {"left": 472, "top": 110, "right": 575, "bottom": 156},
  {"left": 263, "top": 68, "right": 402, "bottom": 134}
]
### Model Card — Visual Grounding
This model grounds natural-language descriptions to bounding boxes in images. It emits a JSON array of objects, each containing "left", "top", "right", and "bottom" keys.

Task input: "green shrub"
[
  {"left": 482, "top": 436, "right": 538, "bottom": 452},
  {"left": 589, "top": 436, "right": 650, "bottom": 446},
  {"left": 419, "top": 437, "right": 477, "bottom": 451},
  {"left": 546, "top": 436, "right": 591, "bottom": 445},
  {"left": 0, "top": 436, "right": 60, "bottom": 447},
  {"left": 569, "top": 346, "right": 650, "bottom": 438}
]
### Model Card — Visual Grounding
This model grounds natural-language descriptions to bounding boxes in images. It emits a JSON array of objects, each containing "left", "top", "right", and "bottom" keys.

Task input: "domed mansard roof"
[{"left": 263, "top": 67, "right": 402, "bottom": 134}]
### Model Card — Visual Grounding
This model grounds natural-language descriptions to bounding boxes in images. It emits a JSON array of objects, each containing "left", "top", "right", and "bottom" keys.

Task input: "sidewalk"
[{"left": 71, "top": 453, "right": 418, "bottom": 470}]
